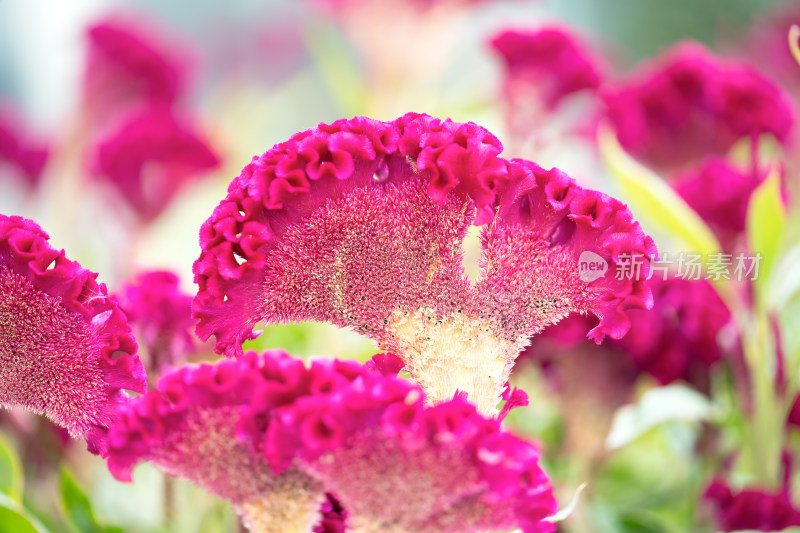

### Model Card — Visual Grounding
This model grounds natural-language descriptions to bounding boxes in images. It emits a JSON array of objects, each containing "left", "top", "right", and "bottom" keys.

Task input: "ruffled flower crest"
[
  {"left": 107, "top": 350, "right": 367, "bottom": 532},
  {"left": 193, "top": 113, "right": 655, "bottom": 414},
  {"left": 0, "top": 215, "right": 146, "bottom": 455},
  {"left": 252, "top": 359, "right": 556, "bottom": 533}
]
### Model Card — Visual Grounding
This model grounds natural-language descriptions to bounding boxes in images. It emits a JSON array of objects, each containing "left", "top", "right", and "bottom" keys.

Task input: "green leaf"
[
  {"left": 0, "top": 434, "right": 23, "bottom": 501},
  {"left": 59, "top": 468, "right": 103, "bottom": 533},
  {"left": 0, "top": 493, "right": 50, "bottom": 533},
  {"left": 597, "top": 123, "right": 721, "bottom": 256},
  {"left": 606, "top": 385, "right": 716, "bottom": 450},
  {"left": 746, "top": 167, "right": 786, "bottom": 289}
]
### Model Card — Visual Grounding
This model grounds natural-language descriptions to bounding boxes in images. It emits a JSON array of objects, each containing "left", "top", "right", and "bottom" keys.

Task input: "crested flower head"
[
  {"left": 0, "top": 214, "right": 146, "bottom": 455},
  {"left": 262, "top": 367, "right": 557, "bottom": 533},
  {"left": 603, "top": 42, "right": 794, "bottom": 172},
  {"left": 0, "top": 105, "right": 48, "bottom": 186},
  {"left": 704, "top": 478, "right": 800, "bottom": 531},
  {"left": 193, "top": 113, "right": 655, "bottom": 414},
  {"left": 107, "top": 350, "right": 367, "bottom": 532},
  {"left": 83, "top": 17, "right": 189, "bottom": 120},
  {"left": 116, "top": 270, "right": 198, "bottom": 378},
  {"left": 490, "top": 26, "right": 602, "bottom": 110},
  {"left": 91, "top": 104, "right": 220, "bottom": 221}
]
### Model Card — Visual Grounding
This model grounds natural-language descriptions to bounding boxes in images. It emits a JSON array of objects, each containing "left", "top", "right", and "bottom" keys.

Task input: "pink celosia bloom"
[
  {"left": 107, "top": 349, "right": 367, "bottom": 532},
  {"left": 0, "top": 105, "right": 48, "bottom": 186},
  {"left": 91, "top": 105, "right": 220, "bottom": 222},
  {"left": 193, "top": 113, "right": 655, "bottom": 414},
  {"left": 525, "top": 275, "right": 733, "bottom": 388},
  {"left": 603, "top": 42, "right": 794, "bottom": 172},
  {"left": 705, "top": 478, "right": 800, "bottom": 531},
  {"left": 116, "top": 270, "right": 197, "bottom": 378},
  {"left": 490, "top": 27, "right": 602, "bottom": 110},
  {"left": 261, "top": 365, "right": 557, "bottom": 533},
  {"left": 83, "top": 17, "right": 188, "bottom": 120},
  {"left": 673, "top": 157, "right": 763, "bottom": 251},
  {"left": 0, "top": 214, "right": 146, "bottom": 456}
]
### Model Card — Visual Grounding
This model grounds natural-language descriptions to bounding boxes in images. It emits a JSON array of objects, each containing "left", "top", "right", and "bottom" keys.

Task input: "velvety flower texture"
[
  {"left": 490, "top": 27, "right": 602, "bottom": 110},
  {"left": 193, "top": 113, "right": 655, "bottom": 414},
  {"left": 91, "top": 105, "right": 220, "bottom": 221},
  {"left": 705, "top": 479, "right": 800, "bottom": 531},
  {"left": 116, "top": 270, "right": 197, "bottom": 378},
  {"left": 107, "top": 350, "right": 367, "bottom": 533},
  {"left": 0, "top": 106, "right": 48, "bottom": 186},
  {"left": 83, "top": 17, "right": 188, "bottom": 119},
  {"left": 673, "top": 157, "right": 763, "bottom": 251},
  {"left": 603, "top": 42, "right": 795, "bottom": 172},
  {"left": 526, "top": 275, "right": 733, "bottom": 388},
  {"left": 0, "top": 215, "right": 146, "bottom": 455},
  {"left": 261, "top": 364, "right": 557, "bottom": 533}
]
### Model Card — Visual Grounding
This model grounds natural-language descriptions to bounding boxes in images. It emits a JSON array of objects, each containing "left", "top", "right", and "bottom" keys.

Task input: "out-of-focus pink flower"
[
  {"left": 491, "top": 27, "right": 602, "bottom": 110},
  {"left": 91, "top": 105, "right": 220, "bottom": 222},
  {"left": 705, "top": 478, "right": 800, "bottom": 531},
  {"left": 0, "top": 105, "right": 48, "bottom": 186},
  {"left": 613, "top": 276, "right": 732, "bottom": 386},
  {"left": 0, "top": 215, "right": 146, "bottom": 456},
  {"left": 603, "top": 42, "right": 794, "bottom": 172},
  {"left": 525, "top": 275, "right": 733, "bottom": 389},
  {"left": 107, "top": 350, "right": 368, "bottom": 530},
  {"left": 262, "top": 365, "right": 557, "bottom": 532},
  {"left": 673, "top": 157, "right": 762, "bottom": 251},
  {"left": 192, "top": 113, "right": 655, "bottom": 414},
  {"left": 83, "top": 17, "right": 189, "bottom": 121},
  {"left": 312, "top": 494, "right": 347, "bottom": 533},
  {"left": 116, "top": 270, "right": 197, "bottom": 378}
]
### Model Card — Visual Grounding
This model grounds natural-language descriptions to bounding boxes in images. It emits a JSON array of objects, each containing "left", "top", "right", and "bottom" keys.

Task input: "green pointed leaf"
[
  {"left": 0, "top": 434, "right": 23, "bottom": 501},
  {"left": 59, "top": 468, "right": 103, "bottom": 533},
  {"left": 0, "top": 493, "right": 50, "bottom": 533},
  {"left": 746, "top": 167, "right": 786, "bottom": 288},
  {"left": 598, "top": 123, "right": 721, "bottom": 256}
]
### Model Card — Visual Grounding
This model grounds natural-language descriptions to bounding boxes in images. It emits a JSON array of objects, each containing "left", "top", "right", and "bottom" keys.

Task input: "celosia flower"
[
  {"left": 91, "top": 105, "right": 220, "bottom": 221},
  {"left": 704, "top": 478, "right": 800, "bottom": 531},
  {"left": 262, "top": 366, "right": 557, "bottom": 533},
  {"left": 107, "top": 349, "right": 367, "bottom": 532},
  {"left": 602, "top": 42, "right": 794, "bottom": 172},
  {"left": 0, "top": 105, "right": 48, "bottom": 186},
  {"left": 193, "top": 113, "right": 655, "bottom": 414},
  {"left": 83, "top": 17, "right": 188, "bottom": 120},
  {"left": 116, "top": 270, "right": 198, "bottom": 378},
  {"left": 0, "top": 215, "right": 146, "bottom": 455},
  {"left": 490, "top": 26, "right": 602, "bottom": 110},
  {"left": 673, "top": 157, "right": 763, "bottom": 251}
]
